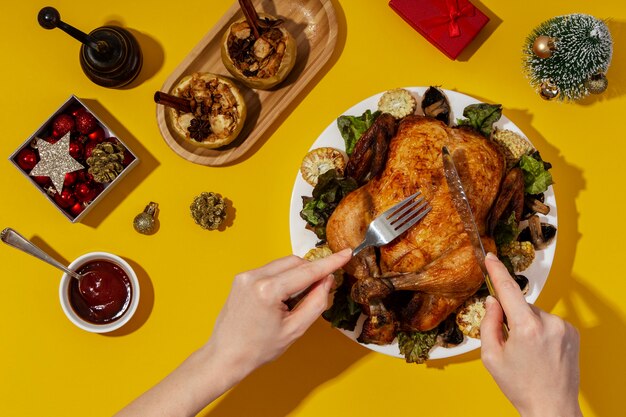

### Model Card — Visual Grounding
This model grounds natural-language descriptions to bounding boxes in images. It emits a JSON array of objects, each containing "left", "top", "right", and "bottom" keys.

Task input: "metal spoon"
[{"left": 1, "top": 227, "right": 87, "bottom": 283}]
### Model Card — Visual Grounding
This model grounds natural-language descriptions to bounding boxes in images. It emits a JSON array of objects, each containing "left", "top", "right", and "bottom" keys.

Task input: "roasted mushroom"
[
  {"left": 514, "top": 275, "right": 530, "bottom": 295},
  {"left": 518, "top": 214, "right": 557, "bottom": 250},
  {"left": 438, "top": 314, "right": 464, "bottom": 347},
  {"left": 421, "top": 86, "right": 450, "bottom": 125},
  {"left": 523, "top": 193, "right": 550, "bottom": 219}
]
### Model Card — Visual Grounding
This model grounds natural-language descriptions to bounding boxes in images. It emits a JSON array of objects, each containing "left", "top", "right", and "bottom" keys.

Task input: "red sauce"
[{"left": 69, "top": 259, "right": 132, "bottom": 324}]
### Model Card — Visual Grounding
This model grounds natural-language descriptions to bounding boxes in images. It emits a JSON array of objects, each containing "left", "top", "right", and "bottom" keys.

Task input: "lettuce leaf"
[
  {"left": 337, "top": 110, "right": 381, "bottom": 156},
  {"left": 494, "top": 211, "right": 519, "bottom": 248},
  {"left": 397, "top": 329, "right": 439, "bottom": 364},
  {"left": 300, "top": 169, "right": 357, "bottom": 240},
  {"left": 519, "top": 154, "right": 553, "bottom": 194},
  {"left": 457, "top": 103, "right": 502, "bottom": 137},
  {"left": 322, "top": 279, "right": 361, "bottom": 331}
]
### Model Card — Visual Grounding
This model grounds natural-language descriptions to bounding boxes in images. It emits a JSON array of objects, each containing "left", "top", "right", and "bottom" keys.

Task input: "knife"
[{"left": 441, "top": 146, "right": 509, "bottom": 339}]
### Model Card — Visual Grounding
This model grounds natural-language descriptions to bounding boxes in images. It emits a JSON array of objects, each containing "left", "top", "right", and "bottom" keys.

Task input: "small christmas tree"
[{"left": 522, "top": 14, "right": 613, "bottom": 101}]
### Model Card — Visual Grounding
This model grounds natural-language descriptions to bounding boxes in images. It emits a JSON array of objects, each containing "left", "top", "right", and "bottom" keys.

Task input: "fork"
[
  {"left": 352, "top": 191, "right": 432, "bottom": 256},
  {"left": 285, "top": 191, "right": 430, "bottom": 310}
]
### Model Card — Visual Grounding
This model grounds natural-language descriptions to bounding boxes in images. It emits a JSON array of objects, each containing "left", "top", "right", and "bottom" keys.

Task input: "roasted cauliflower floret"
[
  {"left": 500, "top": 241, "right": 535, "bottom": 272},
  {"left": 456, "top": 296, "right": 486, "bottom": 339},
  {"left": 491, "top": 129, "right": 535, "bottom": 169},
  {"left": 377, "top": 88, "right": 417, "bottom": 119},
  {"left": 300, "top": 147, "right": 346, "bottom": 187},
  {"left": 303, "top": 244, "right": 343, "bottom": 289},
  {"left": 303, "top": 245, "right": 333, "bottom": 261}
]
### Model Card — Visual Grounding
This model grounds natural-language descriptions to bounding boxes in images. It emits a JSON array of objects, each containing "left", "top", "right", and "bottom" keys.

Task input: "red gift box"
[{"left": 389, "top": 0, "right": 489, "bottom": 60}]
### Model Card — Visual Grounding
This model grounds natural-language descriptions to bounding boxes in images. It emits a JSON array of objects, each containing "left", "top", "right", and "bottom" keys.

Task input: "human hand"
[
  {"left": 480, "top": 253, "right": 582, "bottom": 417},
  {"left": 114, "top": 250, "right": 352, "bottom": 417},
  {"left": 204, "top": 248, "right": 352, "bottom": 379}
]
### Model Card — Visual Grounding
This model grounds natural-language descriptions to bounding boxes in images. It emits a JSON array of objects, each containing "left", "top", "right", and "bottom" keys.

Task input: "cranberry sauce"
[{"left": 69, "top": 259, "right": 132, "bottom": 324}]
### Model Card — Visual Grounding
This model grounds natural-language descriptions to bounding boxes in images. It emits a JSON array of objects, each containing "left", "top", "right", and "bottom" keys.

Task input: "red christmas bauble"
[
  {"left": 74, "top": 182, "right": 97, "bottom": 203},
  {"left": 75, "top": 110, "right": 98, "bottom": 134},
  {"left": 32, "top": 175, "right": 50, "bottom": 186},
  {"left": 84, "top": 141, "right": 98, "bottom": 159},
  {"left": 69, "top": 140, "right": 84, "bottom": 160},
  {"left": 122, "top": 150, "right": 134, "bottom": 167},
  {"left": 69, "top": 202, "right": 86, "bottom": 216},
  {"left": 77, "top": 170, "right": 94, "bottom": 183},
  {"left": 53, "top": 188, "right": 76, "bottom": 209},
  {"left": 16, "top": 148, "right": 38, "bottom": 171},
  {"left": 87, "top": 126, "right": 106, "bottom": 142},
  {"left": 52, "top": 114, "right": 75, "bottom": 138},
  {"left": 44, "top": 136, "right": 59, "bottom": 145},
  {"left": 64, "top": 171, "right": 79, "bottom": 187}
]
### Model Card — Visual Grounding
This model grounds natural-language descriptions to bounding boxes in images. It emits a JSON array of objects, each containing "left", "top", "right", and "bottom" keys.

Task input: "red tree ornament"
[
  {"left": 87, "top": 126, "right": 106, "bottom": 142},
  {"left": 16, "top": 148, "right": 38, "bottom": 171},
  {"left": 52, "top": 114, "right": 75, "bottom": 138},
  {"left": 64, "top": 171, "right": 79, "bottom": 187},
  {"left": 75, "top": 110, "right": 98, "bottom": 134},
  {"left": 69, "top": 202, "right": 86, "bottom": 216},
  {"left": 74, "top": 181, "right": 97, "bottom": 203},
  {"left": 68, "top": 139, "right": 84, "bottom": 160},
  {"left": 84, "top": 141, "right": 98, "bottom": 159},
  {"left": 53, "top": 188, "right": 76, "bottom": 208}
]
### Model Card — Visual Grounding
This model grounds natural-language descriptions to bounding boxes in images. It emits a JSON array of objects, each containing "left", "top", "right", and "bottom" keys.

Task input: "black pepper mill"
[{"left": 38, "top": 6, "right": 143, "bottom": 88}]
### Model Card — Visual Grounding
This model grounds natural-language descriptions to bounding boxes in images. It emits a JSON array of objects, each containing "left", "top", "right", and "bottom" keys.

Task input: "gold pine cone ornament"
[
  {"left": 86, "top": 142, "right": 125, "bottom": 183},
  {"left": 190, "top": 192, "right": 228, "bottom": 230}
]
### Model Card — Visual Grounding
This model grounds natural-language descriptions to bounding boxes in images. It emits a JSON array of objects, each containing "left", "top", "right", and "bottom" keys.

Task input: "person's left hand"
[{"left": 205, "top": 248, "right": 352, "bottom": 377}]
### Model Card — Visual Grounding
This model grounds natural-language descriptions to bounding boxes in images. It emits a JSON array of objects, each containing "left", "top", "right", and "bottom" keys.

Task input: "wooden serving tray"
[{"left": 156, "top": 0, "right": 338, "bottom": 166}]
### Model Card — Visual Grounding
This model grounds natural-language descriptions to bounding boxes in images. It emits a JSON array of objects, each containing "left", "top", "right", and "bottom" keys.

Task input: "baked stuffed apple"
[
  {"left": 221, "top": 5, "right": 296, "bottom": 90},
  {"left": 156, "top": 72, "right": 247, "bottom": 148}
]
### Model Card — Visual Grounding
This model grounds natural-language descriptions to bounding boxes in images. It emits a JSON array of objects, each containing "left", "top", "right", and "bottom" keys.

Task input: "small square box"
[
  {"left": 9, "top": 95, "right": 139, "bottom": 222},
  {"left": 389, "top": 0, "right": 489, "bottom": 60}
]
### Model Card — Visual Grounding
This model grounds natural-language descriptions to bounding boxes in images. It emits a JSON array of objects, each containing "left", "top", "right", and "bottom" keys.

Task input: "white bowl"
[{"left": 59, "top": 252, "right": 140, "bottom": 333}]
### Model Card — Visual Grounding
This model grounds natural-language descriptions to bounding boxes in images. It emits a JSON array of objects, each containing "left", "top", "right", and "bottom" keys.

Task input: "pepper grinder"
[{"left": 38, "top": 6, "right": 143, "bottom": 88}]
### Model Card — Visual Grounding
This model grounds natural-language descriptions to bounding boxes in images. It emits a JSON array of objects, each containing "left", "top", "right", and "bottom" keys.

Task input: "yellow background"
[{"left": 1, "top": 0, "right": 625, "bottom": 415}]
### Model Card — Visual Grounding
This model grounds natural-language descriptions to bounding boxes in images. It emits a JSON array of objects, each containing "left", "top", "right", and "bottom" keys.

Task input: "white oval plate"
[{"left": 289, "top": 87, "right": 557, "bottom": 360}]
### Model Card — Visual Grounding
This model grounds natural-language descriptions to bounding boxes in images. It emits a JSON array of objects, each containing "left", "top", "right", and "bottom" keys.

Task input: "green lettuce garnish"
[
  {"left": 337, "top": 109, "right": 381, "bottom": 156},
  {"left": 494, "top": 211, "right": 519, "bottom": 248},
  {"left": 300, "top": 169, "right": 357, "bottom": 240},
  {"left": 457, "top": 103, "right": 502, "bottom": 137},
  {"left": 397, "top": 329, "right": 439, "bottom": 364},
  {"left": 322, "top": 278, "right": 361, "bottom": 331},
  {"left": 519, "top": 154, "right": 553, "bottom": 194}
]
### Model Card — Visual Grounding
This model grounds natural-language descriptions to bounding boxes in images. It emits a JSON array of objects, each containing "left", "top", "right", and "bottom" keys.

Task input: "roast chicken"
[{"left": 326, "top": 115, "right": 507, "bottom": 344}]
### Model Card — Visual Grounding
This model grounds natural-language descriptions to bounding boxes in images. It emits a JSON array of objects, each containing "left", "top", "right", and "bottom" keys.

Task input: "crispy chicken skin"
[{"left": 327, "top": 115, "right": 505, "bottom": 336}]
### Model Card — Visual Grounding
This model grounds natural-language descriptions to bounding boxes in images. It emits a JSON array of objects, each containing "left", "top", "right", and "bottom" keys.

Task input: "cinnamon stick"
[
  {"left": 154, "top": 91, "right": 192, "bottom": 113},
  {"left": 238, "top": 0, "right": 260, "bottom": 39}
]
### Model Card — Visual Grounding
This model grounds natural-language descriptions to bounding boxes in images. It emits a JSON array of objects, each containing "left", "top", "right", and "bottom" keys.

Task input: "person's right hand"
[
  {"left": 480, "top": 252, "right": 582, "bottom": 417},
  {"left": 205, "top": 248, "right": 352, "bottom": 378}
]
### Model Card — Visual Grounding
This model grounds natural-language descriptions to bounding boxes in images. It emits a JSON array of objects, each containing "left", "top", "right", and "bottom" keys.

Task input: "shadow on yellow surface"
[
  {"left": 124, "top": 27, "right": 165, "bottom": 88},
  {"left": 78, "top": 99, "right": 160, "bottom": 228},
  {"left": 505, "top": 107, "right": 626, "bottom": 415},
  {"left": 30, "top": 234, "right": 72, "bottom": 268},
  {"left": 457, "top": 0, "right": 502, "bottom": 62},
  {"left": 201, "top": 319, "right": 369, "bottom": 416},
  {"left": 565, "top": 277, "right": 626, "bottom": 417}
]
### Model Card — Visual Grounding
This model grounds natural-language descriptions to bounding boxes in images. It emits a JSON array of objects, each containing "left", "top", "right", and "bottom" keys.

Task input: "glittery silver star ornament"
[{"left": 29, "top": 132, "right": 84, "bottom": 193}]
